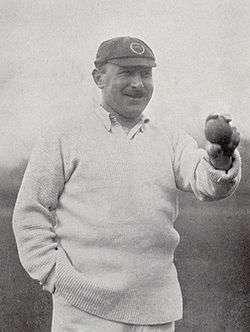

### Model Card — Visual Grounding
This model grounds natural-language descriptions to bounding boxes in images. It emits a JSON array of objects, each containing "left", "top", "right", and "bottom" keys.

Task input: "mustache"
[{"left": 123, "top": 90, "right": 145, "bottom": 98}]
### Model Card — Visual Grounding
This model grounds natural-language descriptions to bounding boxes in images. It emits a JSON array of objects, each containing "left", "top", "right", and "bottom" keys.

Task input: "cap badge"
[{"left": 130, "top": 42, "right": 145, "bottom": 55}]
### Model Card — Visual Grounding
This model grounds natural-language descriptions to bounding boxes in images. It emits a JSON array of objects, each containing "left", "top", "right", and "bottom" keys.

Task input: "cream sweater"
[{"left": 12, "top": 107, "right": 241, "bottom": 324}]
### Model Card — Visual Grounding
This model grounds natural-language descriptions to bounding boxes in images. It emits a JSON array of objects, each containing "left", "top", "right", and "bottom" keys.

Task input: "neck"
[{"left": 101, "top": 103, "right": 142, "bottom": 131}]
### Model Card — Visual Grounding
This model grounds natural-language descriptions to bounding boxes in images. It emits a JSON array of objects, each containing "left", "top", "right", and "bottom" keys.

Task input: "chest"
[{"left": 68, "top": 131, "right": 176, "bottom": 195}]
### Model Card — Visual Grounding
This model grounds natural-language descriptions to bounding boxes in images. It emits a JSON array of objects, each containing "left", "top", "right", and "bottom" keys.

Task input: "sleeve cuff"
[
  {"left": 202, "top": 149, "right": 241, "bottom": 184},
  {"left": 39, "top": 249, "right": 58, "bottom": 294}
]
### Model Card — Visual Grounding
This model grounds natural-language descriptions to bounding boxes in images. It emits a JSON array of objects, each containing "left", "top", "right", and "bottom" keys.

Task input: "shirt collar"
[
  {"left": 94, "top": 105, "right": 150, "bottom": 138},
  {"left": 94, "top": 105, "right": 112, "bottom": 131}
]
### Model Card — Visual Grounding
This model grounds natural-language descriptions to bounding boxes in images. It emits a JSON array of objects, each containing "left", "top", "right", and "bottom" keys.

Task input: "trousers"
[{"left": 51, "top": 295, "right": 175, "bottom": 332}]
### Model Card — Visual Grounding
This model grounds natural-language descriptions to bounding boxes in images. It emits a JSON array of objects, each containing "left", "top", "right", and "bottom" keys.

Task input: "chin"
[{"left": 124, "top": 107, "right": 145, "bottom": 119}]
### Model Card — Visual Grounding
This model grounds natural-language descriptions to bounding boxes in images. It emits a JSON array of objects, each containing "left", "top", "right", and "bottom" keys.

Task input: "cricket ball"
[{"left": 205, "top": 115, "right": 233, "bottom": 146}]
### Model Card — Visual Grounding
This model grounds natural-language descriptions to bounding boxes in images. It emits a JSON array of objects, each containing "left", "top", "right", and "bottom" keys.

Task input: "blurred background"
[{"left": 0, "top": 1, "right": 249, "bottom": 331}]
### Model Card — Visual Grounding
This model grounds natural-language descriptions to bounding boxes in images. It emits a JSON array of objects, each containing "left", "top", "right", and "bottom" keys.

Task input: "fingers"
[
  {"left": 206, "top": 114, "right": 219, "bottom": 122},
  {"left": 206, "top": 142, "right": 223, "bottom": 159},
  {"left": 220, "top": 113, "right": 232, "bottom": 123},
  {"left": 206, "top": 142, "right": 232, "bottom": 170},
  {"left": 227, "top": 127, "right": 240, "bottom": 152},
  {"left": 205, "top": 113, "right": 232, "bottom": 123},
  {"left": 206, "top": 129, "right": 240, "bottom": 158}
]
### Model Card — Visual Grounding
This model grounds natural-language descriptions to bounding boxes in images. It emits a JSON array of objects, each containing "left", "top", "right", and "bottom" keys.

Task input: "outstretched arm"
[{"left": 173, "top": 114, "right": 241, "bottom": 201}]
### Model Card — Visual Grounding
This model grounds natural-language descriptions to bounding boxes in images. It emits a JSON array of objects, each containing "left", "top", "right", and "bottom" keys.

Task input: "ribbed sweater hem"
[{"left": 53, "top": 247, "right": 183, "bottom": 325}]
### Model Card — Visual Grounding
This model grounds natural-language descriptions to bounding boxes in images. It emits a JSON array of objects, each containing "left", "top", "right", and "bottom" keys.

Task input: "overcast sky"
[{"left": 1, "top": 0, "right": 250, "bottom": 167}]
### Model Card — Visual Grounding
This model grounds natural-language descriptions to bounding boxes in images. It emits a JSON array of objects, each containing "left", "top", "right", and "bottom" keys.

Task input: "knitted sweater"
[{"left": 12, "top": 107, "right": 241, "bottom": 324}]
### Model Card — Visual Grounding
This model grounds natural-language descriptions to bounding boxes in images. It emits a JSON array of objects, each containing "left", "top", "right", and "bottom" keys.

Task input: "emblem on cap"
[{"left": 130, "top": 42, "right": 145, "bottom": 55}]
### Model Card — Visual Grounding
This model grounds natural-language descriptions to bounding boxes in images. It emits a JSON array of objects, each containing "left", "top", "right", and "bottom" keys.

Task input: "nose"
[{"left": 131, "top": 73, "right": 144, "bottom": 88}]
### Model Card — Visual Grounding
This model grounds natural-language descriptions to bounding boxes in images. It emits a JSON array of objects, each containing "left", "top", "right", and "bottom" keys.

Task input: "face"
[{"left": 95, "top": 63, "right": 154, "bottom": 119}]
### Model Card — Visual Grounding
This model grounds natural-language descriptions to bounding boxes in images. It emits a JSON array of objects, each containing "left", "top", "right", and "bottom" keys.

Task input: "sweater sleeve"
[
  {"left": 12, "top": 128, "right": 69, "bottom": 293},
  {"left": 173, "top": 129, "right": 241, "bottom": 201}
]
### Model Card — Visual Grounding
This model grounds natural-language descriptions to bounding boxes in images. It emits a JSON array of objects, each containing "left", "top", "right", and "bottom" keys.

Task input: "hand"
[{"left": 205, "top": 114, "right": 240, "bottom": 171}]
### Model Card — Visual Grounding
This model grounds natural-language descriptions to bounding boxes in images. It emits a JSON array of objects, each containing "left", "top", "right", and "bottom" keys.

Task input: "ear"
[{"left": 92, "top": 68, "right": 105, "bottom": 89}]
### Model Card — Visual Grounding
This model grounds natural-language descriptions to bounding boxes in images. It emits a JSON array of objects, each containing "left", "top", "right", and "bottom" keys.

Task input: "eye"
[
  {"left": 141, "top": 70, "right": 152, "bottom": 78},
  {"left": 119, "top": 70, "right": 131, "bottom": 76}
]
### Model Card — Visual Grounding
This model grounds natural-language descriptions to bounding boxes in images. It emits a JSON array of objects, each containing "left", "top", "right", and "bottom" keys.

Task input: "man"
[{"left": 12, "top": 36, "right": 241, "bottom": 331}]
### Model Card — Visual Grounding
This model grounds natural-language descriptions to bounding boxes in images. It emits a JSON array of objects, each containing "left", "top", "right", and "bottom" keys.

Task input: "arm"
[
  {"left": 12, "top": 130, "right": 66, "bottom": 293},
  {"left": 173, "top": 128, "right": 241, "bottom": 201}
]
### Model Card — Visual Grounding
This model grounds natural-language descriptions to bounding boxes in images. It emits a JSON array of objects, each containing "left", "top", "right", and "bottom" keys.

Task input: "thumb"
[{"left": 206, "top": 142, "right": 223, "bottom": 159}]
